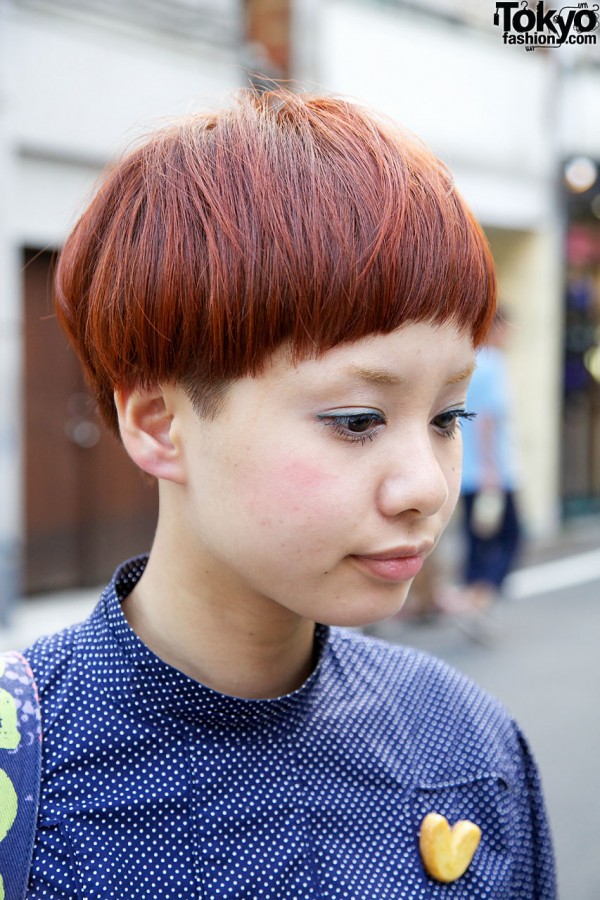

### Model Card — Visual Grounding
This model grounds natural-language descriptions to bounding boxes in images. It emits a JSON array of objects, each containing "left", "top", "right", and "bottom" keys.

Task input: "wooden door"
[{"left": 23, "top": 249, "right": 158, "bottom": 594}]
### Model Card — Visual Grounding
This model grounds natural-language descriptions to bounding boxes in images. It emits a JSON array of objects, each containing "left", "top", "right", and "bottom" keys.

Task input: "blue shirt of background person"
[{"left": 461, "top": 343, "right": 519, "bottom": 494}]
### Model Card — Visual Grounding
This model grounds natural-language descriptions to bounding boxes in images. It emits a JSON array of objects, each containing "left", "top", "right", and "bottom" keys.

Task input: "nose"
[{"left": 376, "top": 436, "right": 450, "bottom": 519}]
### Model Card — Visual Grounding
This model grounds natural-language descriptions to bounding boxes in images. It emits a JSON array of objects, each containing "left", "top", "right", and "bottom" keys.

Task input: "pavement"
[
  {"left": 0, "top": 584, "right": 99, "bottom": 652},
  {"left": 1, "top": 521, "right": 599, "bottom": 899}
]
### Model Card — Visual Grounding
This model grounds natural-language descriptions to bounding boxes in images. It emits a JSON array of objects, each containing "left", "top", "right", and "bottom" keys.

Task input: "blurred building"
[
  {"left": 0, "top": 0, "right": 244, "bottom": 596},
  {"left": 1, "top": 0, "right": 600, "bottom": 598}
]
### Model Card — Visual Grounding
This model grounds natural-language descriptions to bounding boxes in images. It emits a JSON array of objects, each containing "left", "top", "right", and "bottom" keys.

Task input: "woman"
[{"left": 21, "top": 89, "right": 555, "bottom": 898}]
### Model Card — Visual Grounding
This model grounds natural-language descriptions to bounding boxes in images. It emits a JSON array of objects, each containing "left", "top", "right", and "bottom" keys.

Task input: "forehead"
[
  {"left": 181, "top": 322, "right": 476, "bottom": 429},
  {"left": 266, "top": 322, "right": 475, "bottom": 389}
]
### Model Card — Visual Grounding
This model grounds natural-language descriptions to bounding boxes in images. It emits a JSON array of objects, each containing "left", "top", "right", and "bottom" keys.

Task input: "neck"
[{"left": 121, "top": 541, "right": 317, "bottom": 700}]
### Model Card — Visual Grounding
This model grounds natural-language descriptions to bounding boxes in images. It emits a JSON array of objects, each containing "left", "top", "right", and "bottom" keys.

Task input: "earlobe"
[{"left": 114, "top": 386, "right": 186, "bottom": 484}]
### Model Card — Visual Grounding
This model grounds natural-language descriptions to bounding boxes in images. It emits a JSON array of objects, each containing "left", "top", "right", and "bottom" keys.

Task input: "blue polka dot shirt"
[{"left": 25, "top": 556, "right": 556, "bottom": 898}]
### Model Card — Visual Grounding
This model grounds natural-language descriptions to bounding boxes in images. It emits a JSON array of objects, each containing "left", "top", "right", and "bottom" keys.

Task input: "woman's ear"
[{"left": 114, "top": 386, "right": 186, "bottom": 484}]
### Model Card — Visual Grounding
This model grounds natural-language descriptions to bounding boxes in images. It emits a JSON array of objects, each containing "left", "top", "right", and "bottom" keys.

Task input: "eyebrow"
[
  {"left": 445, "top": 364, "right": 476, "bottom": 385},
  {"left": 341, "top": 363, "right": 475, "bottom": 387},
  {"left": 341, "top": 365, "right": 402, "bottom": 386}
]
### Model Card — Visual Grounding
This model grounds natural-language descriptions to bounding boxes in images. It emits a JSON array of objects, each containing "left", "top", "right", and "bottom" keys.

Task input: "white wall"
[
  {"left": 317, "top": 2, "right": 554, "bottom": 185},
  {"left": 6, "top": 8, "right": 242, "bottom": 245},
  {"left": 561, "top": 63, "right": 600, "bottom": 158},
  {"left": 10, "top": 9, "right": 240, "bottom": 158},
  {"left": 488, "top": 227, "right": 563, "bottom": 536}
]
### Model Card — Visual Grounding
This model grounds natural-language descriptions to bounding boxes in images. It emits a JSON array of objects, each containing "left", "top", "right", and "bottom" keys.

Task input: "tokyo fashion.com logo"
[{"left": 493, "top": 1, "right": 599, "bottom": 49}]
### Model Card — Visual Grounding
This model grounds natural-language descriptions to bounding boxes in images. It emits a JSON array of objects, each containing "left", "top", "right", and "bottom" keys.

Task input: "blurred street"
[{"left": 1, "top": 540, "right": 599, "bottom": 900}]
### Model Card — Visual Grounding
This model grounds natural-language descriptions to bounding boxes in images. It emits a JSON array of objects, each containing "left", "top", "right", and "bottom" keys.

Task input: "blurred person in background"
[{"left": 441, "top": 311, "right": 522, "bottom": 633}]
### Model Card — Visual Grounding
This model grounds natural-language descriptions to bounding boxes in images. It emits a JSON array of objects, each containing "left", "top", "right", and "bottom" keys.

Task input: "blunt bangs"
[{"left": 54, "top": 89, "right": 496, "bottom": 434}]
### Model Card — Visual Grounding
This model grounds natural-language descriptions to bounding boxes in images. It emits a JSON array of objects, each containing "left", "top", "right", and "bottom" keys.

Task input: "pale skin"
[{"left": 116, "top": 322, "right": 476, "bottom": 700}]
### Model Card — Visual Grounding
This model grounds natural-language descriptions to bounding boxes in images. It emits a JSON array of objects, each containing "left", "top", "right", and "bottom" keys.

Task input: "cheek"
[
  {"left": 443, "top": 456, "right": 463, "bottom": 515},
  {"left": 278, "top": 460, "right": 334, "bottom": 495},
  {"left": 239, "top": 458, "right": 344, "bottom": 527}
]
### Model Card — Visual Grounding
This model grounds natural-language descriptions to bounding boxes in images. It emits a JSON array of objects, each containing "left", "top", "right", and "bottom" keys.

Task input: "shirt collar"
[{"left": 90, "top": 555, "right": 330, "bottom": 727}]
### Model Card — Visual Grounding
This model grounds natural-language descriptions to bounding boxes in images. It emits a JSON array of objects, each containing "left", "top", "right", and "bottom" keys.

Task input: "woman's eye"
[
  {"left": 432, "top": 409, "right": 476, "bottom": 438},
  {"left": 318, "top": 410, "right": 386, "bottom": 444}
]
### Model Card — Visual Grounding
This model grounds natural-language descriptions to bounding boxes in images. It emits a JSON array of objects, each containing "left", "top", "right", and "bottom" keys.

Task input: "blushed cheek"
[
  {"left": 279, "top": 459, "right": 334, "bottom": 494},
  {"left": 240, "top": 458, "right": 339, "bottom": 523}
]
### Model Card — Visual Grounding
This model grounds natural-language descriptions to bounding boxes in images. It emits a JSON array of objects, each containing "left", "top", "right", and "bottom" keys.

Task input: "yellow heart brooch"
[{"left": 419, "top": 813, "right": 481, "bottom": 883}]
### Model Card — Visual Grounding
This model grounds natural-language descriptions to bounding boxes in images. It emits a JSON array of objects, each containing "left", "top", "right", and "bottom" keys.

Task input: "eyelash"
[
  {"left": 318, "top": 411, "right": 386, "bottom": 445},
  {"left": 432, "top": 409, "right": 477, "bottom": 439},
  {"left": 318, "top": 409, "right": 477, "bottom": 444}
]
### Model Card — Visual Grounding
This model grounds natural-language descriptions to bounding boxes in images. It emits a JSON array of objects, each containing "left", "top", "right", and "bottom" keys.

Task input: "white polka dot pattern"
[{"left": 24, "top": 556, "right": 556, "bottom": 898}]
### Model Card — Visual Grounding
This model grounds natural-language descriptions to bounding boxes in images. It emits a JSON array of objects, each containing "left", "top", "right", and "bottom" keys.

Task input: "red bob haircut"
[{"left": 55, "top": 89, "right": 496, "bottom": 435}]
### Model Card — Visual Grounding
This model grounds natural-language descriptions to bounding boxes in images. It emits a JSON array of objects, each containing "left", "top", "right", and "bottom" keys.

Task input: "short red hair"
[{"left": 55, "top": 89, "right": 496, "bottom": 435}]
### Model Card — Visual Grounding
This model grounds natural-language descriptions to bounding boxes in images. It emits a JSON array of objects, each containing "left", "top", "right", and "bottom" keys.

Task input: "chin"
[{"left": 318, "top": 589, "right": 411, "bottom": 629}]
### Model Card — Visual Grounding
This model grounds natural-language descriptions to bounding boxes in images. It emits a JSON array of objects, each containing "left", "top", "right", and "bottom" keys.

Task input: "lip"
[
  {"left": 350, "top": 545, "right": 431, "bottom": 583},
  {"left": 358, "top": 544, "right": 432, "bottom": 560}
]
